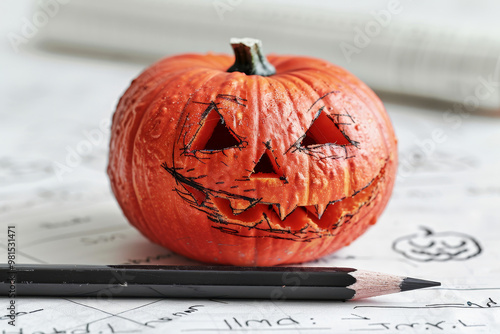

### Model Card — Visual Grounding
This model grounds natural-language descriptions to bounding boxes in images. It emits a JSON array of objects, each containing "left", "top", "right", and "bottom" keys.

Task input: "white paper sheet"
[{"left": 2, "top": 7, "right": 500, "bottom": 333}]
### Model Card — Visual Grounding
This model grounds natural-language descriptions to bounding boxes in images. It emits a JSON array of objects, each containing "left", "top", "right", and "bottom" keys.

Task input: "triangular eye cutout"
[
  {"left": 190, "top": 105, "right": 240, "bottom": 151},
  {"left": 301, "top": 109, "right": 351, "bottom": 147},
  {"left": 250, "top": 150, "right": 282, "bottom": 179}
]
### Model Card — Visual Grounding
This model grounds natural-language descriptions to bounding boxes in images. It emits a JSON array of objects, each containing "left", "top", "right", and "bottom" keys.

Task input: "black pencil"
[{"left": 0, "top": 264, "right": 440, "bottom": 300}]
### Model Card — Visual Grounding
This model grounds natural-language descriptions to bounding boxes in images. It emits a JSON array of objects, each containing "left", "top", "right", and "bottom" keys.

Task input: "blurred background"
[
  {"left": 1, "top": 0, "right": 500, "bottom": 265},
  {"left": 5, "top": 0, "right": 500, "bottom": 107}
]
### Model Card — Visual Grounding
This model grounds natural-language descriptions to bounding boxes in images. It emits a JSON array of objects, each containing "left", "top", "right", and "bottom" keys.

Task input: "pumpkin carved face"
[{"left": 108, "top": 39, "right": 398, "bottom": 266}]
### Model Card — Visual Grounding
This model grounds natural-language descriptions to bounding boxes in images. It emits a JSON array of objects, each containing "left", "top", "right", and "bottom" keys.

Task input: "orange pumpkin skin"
[{"left": 107, "top": 50, "right": 398, "bottom": 266}]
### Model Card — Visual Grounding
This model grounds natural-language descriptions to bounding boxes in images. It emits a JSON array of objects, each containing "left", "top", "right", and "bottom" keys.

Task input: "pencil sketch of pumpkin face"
[{"left": 392, "top": 227, "right": 482, "bottom": 262}]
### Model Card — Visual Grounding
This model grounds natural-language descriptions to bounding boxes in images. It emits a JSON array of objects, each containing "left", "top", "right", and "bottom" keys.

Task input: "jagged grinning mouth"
[
  {"left": 163, "top": 160, "right": 387, "bottom": 236},
  {"left": 211, "top": 166, "right": 384, "bottom": 231}
]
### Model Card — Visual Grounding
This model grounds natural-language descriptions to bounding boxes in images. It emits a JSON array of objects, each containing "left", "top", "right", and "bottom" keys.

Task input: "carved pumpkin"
[{"left": 108, "top": 38, "right": 398, "bottom": 266}]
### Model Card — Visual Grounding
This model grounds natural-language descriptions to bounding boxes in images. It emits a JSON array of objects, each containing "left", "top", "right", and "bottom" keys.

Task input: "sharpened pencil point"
[{"left": 401, "top": 277, "right": 441, "bottom": 292}]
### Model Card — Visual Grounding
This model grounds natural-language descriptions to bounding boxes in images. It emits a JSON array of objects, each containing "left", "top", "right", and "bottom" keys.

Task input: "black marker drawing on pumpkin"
[
  {"left": 392, "top": 227, "right": 482, "bottom": 262},
  {"left": 161, "top": 91, "right": 386, "bottom": 241}
]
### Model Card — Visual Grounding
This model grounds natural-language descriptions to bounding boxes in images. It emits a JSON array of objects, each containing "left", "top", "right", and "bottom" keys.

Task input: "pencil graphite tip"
[{"left": 401, "top": 277, "right": 441, "bottom": 292}]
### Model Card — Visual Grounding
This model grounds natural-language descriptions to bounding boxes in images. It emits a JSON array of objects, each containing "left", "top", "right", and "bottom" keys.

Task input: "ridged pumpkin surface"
[{"left": 108, "top": 52, "right": 398, "bottom": 266}]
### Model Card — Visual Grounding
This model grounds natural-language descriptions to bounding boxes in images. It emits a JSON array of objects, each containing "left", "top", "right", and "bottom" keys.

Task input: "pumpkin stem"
[{"left": 227, "top": 38, "right": 276, "bottom": 76}]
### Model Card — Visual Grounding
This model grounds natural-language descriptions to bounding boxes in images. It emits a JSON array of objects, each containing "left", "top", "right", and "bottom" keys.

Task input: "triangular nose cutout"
[{"left": 250, "top": 150, "right": 282, "bottom": 179}]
